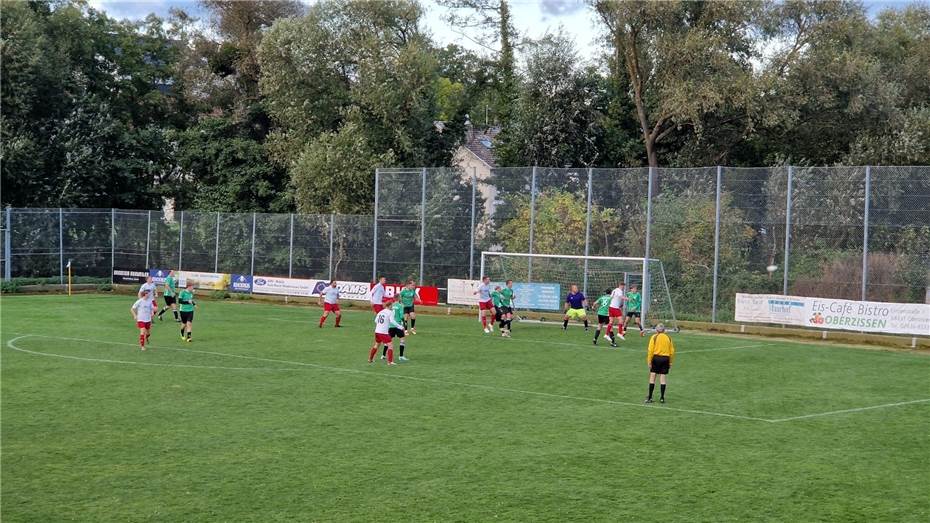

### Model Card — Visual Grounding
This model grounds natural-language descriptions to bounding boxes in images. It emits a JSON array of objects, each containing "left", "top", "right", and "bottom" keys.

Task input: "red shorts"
[
  {"left": 479, "top": 300, "right": 494, "bottom": 310},
  {"left": 608, "top": 307, "right": 623, "bottom": 318},
  {"left": 136, "top": 321, "right": 152, "bottom": 329},
  {"left": 374, "top": 333, "right": 391, "bottom": 344},
  {"left": 324, "top": 302, "right": 340, "bottom": 312},
  {"left": 372, "top": 304, "right": 384, "bottom": 313}
]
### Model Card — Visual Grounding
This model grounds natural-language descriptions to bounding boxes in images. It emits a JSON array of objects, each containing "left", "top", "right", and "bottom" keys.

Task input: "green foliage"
[{"left": 211, "top": 290, "right": 231, "bottom": 300}]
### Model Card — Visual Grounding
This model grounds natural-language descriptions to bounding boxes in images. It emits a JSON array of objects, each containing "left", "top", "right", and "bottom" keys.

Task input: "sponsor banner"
[
  {"left": 327, "top": 281, "right": 372, "bottom": 301},
  {"left": 735, "top": 293, "right": 930, "bottom": 336},
  {"left": 178, "top": 271, "right": 230, "bottom": 291},
  {"left": 252, "top": 276, "right": 315, "bottom": 297},
  {"left": 446, "top": 278, "right": 562, "bottom": 310},
  {"left": 113, "top": 268, "right": 148, "bottom": 284},
  {"left": 149, "top": 268, "right": 171, "bottom": 284},
  {"left": 383, "top": 284, "right": 440, "bottom": 306},
  {"left": 229, "top": 274, "right": 253, "bottom": 293}
]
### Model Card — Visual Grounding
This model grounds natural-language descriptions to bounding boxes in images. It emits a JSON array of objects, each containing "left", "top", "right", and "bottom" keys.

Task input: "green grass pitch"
[{"left": 2, "top": 294, "right": 929, "bottom": 521}]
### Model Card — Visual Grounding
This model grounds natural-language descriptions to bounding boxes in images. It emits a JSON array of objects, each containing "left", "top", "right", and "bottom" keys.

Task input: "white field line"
[
  {"left": 769, "top": 398, "right": 930, "bottom": 422},
  {"left": 8, "top": 333, "right": 928, "bottom": 424},
  {"left": 6, "top": 334, "right": 769, "bottom": 423}
]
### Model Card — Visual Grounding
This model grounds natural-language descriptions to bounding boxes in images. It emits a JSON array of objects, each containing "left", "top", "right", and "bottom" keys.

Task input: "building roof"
[{"left": 462, "top": 125, "right": 501, "bottom": 168}]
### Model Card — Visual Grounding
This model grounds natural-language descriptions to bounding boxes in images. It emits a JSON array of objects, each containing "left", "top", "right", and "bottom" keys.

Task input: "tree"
[{"left": 592, "top": 0, "right": 762, "bottom": 167}]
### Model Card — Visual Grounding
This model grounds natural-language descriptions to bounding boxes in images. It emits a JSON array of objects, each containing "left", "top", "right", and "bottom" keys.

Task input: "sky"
[{"left": 87, "top": 0, "right": 917, "bottom": 64}]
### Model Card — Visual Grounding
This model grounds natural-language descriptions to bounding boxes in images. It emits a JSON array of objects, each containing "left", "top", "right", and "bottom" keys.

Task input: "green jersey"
[
  {"left": 393, "top": 302, "right": 405, "bottom": 324},
  {"left": 491, "top": 290, "right": 503, "bottom": 307},
  {"left": 399, "top": 288, "right": 416, "bottom": 307},
  {"left": 163, "top": 275, "right": 177, "bottom": 297},
  {"left": 594, "top": 294, "right": 611, "bottom": 316},
  {"left": 178, "top": 289, "right": 196, "bottom": 312},
  {"left": 627, "top": 292, "right": 642, "bottom": 312},
  {"left": 500, "top": 287, "right": 514, "bottom": 307}
]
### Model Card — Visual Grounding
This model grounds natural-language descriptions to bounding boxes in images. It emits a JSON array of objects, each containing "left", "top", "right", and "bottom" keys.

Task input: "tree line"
[{"left": 2, "top": 0, "right": 928, "bottom": 214}]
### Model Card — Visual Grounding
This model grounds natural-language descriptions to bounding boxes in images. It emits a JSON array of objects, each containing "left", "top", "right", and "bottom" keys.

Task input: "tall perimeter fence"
[{"left": 3, "top": 166, "right": 929, "bottom": 323}]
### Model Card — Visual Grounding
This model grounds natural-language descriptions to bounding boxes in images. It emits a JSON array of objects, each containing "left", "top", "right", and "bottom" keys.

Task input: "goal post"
[{"left": 480, "top": 251, "right": 678, "bottom": 330}]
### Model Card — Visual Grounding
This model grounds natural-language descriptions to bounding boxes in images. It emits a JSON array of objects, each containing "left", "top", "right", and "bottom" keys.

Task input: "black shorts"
[
  {"left": 494, "top": 308, "right": 502, "bottom": 321},
  {"left": 389, "top": 327, "right": 405, "bottom": 339},
  {"left": 626, "top": 311, "right": 641, "bottom": 318},
  {"left": 164, "top": 295, "right": 176, "bottom": 306},
  {"left": 179, "top": 311, "right": 194, "bottom": 324},
  {"left": 598, "top": 314, "right": 609, "bottom": 324},
  {"left": 499, "top": 306, "right": 512, "bottom": 315},
  {"left": 403, "top": 306, "right": 415, "bottom": 314},
  {"left": 650, "top": 355, "right": 671, "bottom": 374}
]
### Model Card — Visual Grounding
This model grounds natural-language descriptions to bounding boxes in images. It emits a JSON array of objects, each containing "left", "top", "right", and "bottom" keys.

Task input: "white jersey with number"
[
  {"left": 478, "top": 283, "right": 491, "bottom": 302},
  {"left": 371, "top": 283, "right": 385, "bottom": 305},
  {"left": 610, "top": 288, "right": 626, "bottom": 308},
  {"left": 132, "top": 298, "right": 155, "bottom": 322},
  {"left": 139, "top": 282, "right": 157, "bottom": 298},
  {"left": 374, "top": 308, "right": 402, "bottom": 334},
  {"left": 322, "top": 285, "right": 340, "bottom": 304}
]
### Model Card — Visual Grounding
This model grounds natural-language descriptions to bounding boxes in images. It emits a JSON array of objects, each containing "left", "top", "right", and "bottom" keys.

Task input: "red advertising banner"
[{"left": 381, "top": 283, "right": 440, "bottom": 306}]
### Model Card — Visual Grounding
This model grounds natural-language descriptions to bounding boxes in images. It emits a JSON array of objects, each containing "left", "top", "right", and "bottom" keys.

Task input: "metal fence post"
[
  {"left": 711, "top": 166, "right": 722, "bottom": 322},
  {"left": 145, "top": 210, "right": 151, "bottom": 270},
  {"left": 329, "top": 213, "right": 335, "bottom": 280},
  {"left": 288, "top": 213, "right": 294, "bottom": 278},
  {"left": 250, "top": 212, "right": 257, "bottom": 276},
  {"left": 861, "top": 165, "right": 871, "bottom": 301},
  {"left": 419, "top": 167, "right": 427, "bottom": 285},
  {"left": 214, "top": 212, "right": 220, "bottom": 273},
  {"left": 783, "top": 166, "right": 794, "bottom": 296},
  {"left": 59, "top": 208, "right": 64, "bottom": 284},
  {"left": 642, "top": 166, "right": 655, "bottom": 322},
  {"left": 469, "top": 167, "right": 477, "bottom": 280},
  {"left": 373, "top": 169, "right": 379, "bottom": 281},
  {"left": 528, "top": 166, "right": 537, "bottom": 281},
  {"left": 110, "top": 208, "right": 115, "bottom": 283},
  {"left": 583, "top": 168, "right": 593, "bottom": 295},
  {"left": 178, "top": 210, "right": 184, "bottom": 271},
  {"left": 4, "top": 207, "right": 11, "bottom": 280}
]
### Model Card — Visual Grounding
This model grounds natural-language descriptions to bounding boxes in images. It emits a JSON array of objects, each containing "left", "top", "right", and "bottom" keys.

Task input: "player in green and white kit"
[
  {"left": 499, "top": 280, "right": 515, "bottom": 337},
  {"left": 382, "top": 300, "right": 409, "bottom": 362},
  {"left": 399, "top": 280, "right": 418, "bottom": 334},
  {"left": 491, "top": 286, "right": 507, "bottom": 336},
  {"left": 178, "top": 282, "right": 197, "bottom": 342},
  {"left": 157, "top": 270, "right": 180, "bottom": 322},
  {"left": 591, "top": 289, "right": 615, "bottom": 346},
  {"left": 624, "top": 284, "right": 644, "bottom": 336}
]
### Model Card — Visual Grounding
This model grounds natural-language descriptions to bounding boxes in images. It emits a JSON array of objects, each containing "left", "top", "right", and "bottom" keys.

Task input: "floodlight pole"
[
  {"left": 583, "top": 168, "right": 593, "bottom": 296},
  {"left": 178, "top": 210, "right": 184, "bottom": 271},
  {"left": 711, "top": 166, "right": 722, "bottom": 323},
  {"left": 373, "top": 168, "right": 379, "bottom": 281},
  {"left": 642, "top": 167, "right": 655, "bottom": 322},
  {"left": 783, "top": 166, "right": 794, "bottom": 296},
  {"left": 110, "top": 208, "right": 115, "bottom": 283},
  {"left": 419, "top": 167, "right": 427, "bottom": 286},
  {"left": 528, "top": 166, "right": 537, "bottom": 281},
  {"left": 250, "top": 212, "right": 257, "bottom": 276},
  {"left": 329, "top": 213, "right": 335, "bottom": 280},
  {"left": 468, "top": 167, "right": 477, "bottom": 280},
  {"left": 861, "top": 166, "right": 871, "bottom": 301}
]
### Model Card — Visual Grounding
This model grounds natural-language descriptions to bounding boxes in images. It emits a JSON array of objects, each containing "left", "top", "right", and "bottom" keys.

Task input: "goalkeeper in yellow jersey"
[{"left": 645, "top": 324, "right": 675, "bottom": 404}]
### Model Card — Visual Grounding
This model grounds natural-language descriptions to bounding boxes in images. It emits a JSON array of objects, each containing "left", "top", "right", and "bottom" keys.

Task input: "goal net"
[{"left": 480, "top": 252, "right": 678, "bottom": 331}]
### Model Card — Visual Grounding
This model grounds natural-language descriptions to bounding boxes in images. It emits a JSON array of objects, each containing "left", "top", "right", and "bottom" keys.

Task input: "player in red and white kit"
[
  {"left": 472, "top": 275, "right": 495, "bottom": 333},
  {"left": 370, "top": 276, "right": 387, "bottom": 313},
  {"left": 318, "top": 280, "right": 342, "bottom": 328},
  {"left": 131, "top": 290, "right": 155, "bottom": 350},
  {"left": 368, "top": 297, "right": 405, "bottom": 365},
  {"left": 606, "top": 282, "right": 628, "bottom": 346},
  {"left": 139, "top": 276, "right": 158, "bottom": 310}
]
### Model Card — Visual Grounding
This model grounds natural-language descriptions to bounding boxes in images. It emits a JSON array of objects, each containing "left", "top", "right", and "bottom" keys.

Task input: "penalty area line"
[{"left": 769, "top": 398, "right": 930, "bottom": 422}]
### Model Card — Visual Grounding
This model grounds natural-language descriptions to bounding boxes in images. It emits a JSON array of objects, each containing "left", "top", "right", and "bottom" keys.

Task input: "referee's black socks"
[
  {"left": 648, "top": 383, "right": 655, "bottom": 399},
  {"left": 584, "top": 319, "right": 589, "bottom": 328},
  {"left": 563, "top": 319, "right": 569, "bottom": 329},
  {"left": 660, "top": 384, "right": 666, "bottom": 399}
]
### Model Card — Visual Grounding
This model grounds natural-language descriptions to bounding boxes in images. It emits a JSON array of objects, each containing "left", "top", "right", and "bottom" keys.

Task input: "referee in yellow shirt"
[{"left": 645, "top": 324, "right": 675, "bottom": 404}]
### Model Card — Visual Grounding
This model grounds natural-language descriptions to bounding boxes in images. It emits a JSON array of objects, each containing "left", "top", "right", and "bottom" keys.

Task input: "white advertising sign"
[
  {"left": 735, "top": 293, "right": 930, "bottom": 336},
  {"left": 176, "top": 271, "right": 230, "bottom": 291},
  {"left": 448, "top": 278, "right": 481, "bottom": 305},
  {"left": 251, "top": 276, "right": 372, "bottom": 301}
]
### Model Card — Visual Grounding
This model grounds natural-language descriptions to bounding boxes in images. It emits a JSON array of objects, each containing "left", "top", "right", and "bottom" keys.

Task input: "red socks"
[
  {"left": 335, "top": 316, "right": 341, "bottom": 327},
  {"left": 139, "top": 334, "right": 145, "bottom": 347},
  {"left": 368, "top": 346, "right": 378, "bottom": 362},
  {"left": 319, "top": 315, "right": 326, "bottom": 327},
  {"left": 606, "top": 324, "right": 613, "bottom": 335},
  {"left": 386, "top": 348, "right": 394, "bottom": 364},
  {"left": 482, "top": 316, "right": 488, "bottom": 328}
]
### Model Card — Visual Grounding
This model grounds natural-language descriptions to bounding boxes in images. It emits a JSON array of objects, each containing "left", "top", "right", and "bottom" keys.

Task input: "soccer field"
[{"left": 2, "top": 294, "right": 929, "bottom": 521}]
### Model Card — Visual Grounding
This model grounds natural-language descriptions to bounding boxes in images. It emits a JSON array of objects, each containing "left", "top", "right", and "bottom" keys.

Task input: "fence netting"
[{"left": 4, "top": 165, "right": 928, "bottom": 324}]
